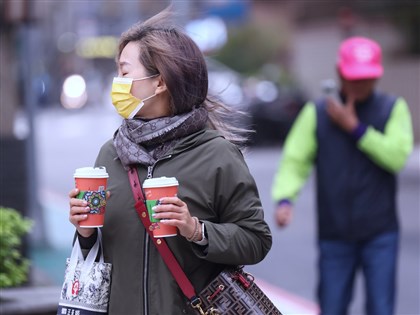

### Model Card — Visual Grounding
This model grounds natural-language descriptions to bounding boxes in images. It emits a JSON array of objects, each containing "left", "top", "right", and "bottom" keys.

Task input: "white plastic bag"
[{"left": 57, "top": 228, "right": 112, "bottom": 314}]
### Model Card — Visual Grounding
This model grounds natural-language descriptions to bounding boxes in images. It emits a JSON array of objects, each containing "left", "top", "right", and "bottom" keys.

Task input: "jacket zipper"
[
  {"left": 142, "top": 155, "right": 172, "bottom": 314},
  {"left": 147, "top": 165, "right": 153, "bottom": 179},
  {"left": 146, "top": 155, "right": 172, "bottom": 179}
]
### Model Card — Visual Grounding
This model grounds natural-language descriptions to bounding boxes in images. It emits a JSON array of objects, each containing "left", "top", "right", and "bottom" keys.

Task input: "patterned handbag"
[
  {"left": 57, "top": 228, "right": 112, "bottom": 315},
  {"left": 128, "top": 167, "right": 282, "bottom": 315},
  {"left": 193, "top": 266, "right": 281, "bottom": 315}
]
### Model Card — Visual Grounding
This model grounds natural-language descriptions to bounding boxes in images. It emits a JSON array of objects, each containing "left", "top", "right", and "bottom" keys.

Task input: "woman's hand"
[
  {"left": 68, "top": 188, "right": 95, "bottom": 238},
  {"left": 152, "top": 197, "right": 198, "bottom": 240}
]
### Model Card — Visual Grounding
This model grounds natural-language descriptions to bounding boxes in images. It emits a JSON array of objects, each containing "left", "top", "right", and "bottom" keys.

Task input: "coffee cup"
[
  {"left": 74, "top": 167, "right": 109, "bottom": 228},
  {"left": 143, "top": 177, "right": 179, "bottom": 238}
]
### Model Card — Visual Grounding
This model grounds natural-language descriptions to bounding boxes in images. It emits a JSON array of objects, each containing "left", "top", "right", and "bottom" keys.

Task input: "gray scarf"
[{"left": 113, "top": 106, "right": 208, "bottom": 169}]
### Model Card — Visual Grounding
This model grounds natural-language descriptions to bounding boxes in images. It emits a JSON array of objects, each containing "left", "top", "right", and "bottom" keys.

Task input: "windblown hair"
[{"left": 117, "top": 8, "right": 250, "bottom": 148}]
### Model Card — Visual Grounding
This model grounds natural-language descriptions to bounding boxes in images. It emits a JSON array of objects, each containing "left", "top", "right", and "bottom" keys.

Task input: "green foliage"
[
  {"left": 0, "top": 207, "right": 33, "bottom": 288},
  {"left": 214, "top": 24, "right": 286, "bottom": 76}
]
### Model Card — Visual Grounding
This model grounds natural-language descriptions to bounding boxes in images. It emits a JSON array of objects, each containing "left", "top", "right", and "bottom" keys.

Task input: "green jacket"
[{"left": 93, "top": 128, "right": 272, "bottom": 314}]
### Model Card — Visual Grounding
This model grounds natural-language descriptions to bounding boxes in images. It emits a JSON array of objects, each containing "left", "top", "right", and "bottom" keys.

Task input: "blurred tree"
[
  {"left": 0, "top": 207, "right": 33, "bottom": 288},
  {"left": 214, "top": 24, "right": 287, "bottom": 77}
]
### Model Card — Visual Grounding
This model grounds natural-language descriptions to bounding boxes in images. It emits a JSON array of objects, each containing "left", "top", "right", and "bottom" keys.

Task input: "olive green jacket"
[{"left": 91, "top": 129, "right": 272, "bottom": 314}]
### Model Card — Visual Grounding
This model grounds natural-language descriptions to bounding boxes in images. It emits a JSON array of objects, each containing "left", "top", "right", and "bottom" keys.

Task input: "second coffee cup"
[{"left": 143, "top": 177, "right": 179, "bottom": 238}]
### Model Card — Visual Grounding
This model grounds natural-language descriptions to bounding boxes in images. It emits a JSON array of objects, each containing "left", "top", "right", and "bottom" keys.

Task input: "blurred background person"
[{"left": 271, "top": 36, "right": 414, "bottom": 315}]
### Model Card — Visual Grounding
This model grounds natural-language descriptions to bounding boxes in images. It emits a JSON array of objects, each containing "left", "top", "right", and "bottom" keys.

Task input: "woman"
[{"left": 68, "top": 9, "right": 272, "bottom": 314}]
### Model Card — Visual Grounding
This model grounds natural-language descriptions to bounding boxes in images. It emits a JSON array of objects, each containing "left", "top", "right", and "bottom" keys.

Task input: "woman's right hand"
[{"left": 68, "top": 188, "right": 95, "bottom": 238}]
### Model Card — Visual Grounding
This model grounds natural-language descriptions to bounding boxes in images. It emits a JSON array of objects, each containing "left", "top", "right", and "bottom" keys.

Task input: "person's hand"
[
  {"left": 68, "top": 188, "right": 110, "bottom": 238},
  {"left": 326, "top": 96, "right": 359, "bottom": 133},
  {"left": 275, "top": 203, "right": 293, "bottom": 227},
  {"left": 152, "top": 197, "right": 199, "bottom": 240}
]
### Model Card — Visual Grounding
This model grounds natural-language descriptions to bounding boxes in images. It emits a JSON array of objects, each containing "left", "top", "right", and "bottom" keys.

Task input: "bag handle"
[
  {"left": 67, "top": 228, "right": 104, "bottom": 282},
  {"left": 127, "top": 167, "right": 199, "bottom": 303}
]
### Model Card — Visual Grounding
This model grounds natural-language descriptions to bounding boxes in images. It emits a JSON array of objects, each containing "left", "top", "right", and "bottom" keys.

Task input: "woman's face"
[{"left": 118, "top": 41, "right": 170, "bottom": 119}]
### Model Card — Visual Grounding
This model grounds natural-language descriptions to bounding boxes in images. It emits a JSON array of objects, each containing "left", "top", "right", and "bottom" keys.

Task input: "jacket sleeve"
[
  {"left": 193, "top": 141, "right": 272, "bottom": 266},
  {"left": 357, "top": 98, "right": 414, "bottom": 173},
  {"left": 271, "top": 102, "right": 317, "bottom": 203}
]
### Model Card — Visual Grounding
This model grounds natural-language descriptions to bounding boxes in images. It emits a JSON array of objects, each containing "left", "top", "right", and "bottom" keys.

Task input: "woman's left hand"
[{"left": 152, "top": 197, "right": 196, "bottom": 239}]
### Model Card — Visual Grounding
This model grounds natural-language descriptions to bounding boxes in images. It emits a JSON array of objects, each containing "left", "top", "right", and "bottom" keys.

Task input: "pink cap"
[{"left": 337, "top": 37, "right": 383, "bottom": 80}]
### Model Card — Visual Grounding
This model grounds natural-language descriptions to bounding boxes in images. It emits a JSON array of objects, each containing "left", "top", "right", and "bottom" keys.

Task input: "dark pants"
[{"left": 317, "top": 231, "right": 398, "bottom": 315}]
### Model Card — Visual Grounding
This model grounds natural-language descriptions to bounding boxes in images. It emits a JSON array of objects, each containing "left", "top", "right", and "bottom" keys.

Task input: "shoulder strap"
[{"left": 127, "top": 167, "right": 198, "bottom": 301}]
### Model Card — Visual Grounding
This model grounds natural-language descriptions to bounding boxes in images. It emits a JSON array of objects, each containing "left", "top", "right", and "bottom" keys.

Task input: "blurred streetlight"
[
  {"left": 186, "top": 16, "right": 228, "bottom": 52},
  {"left": 60, "top": 74, "right": 88, "bottom": 109}
]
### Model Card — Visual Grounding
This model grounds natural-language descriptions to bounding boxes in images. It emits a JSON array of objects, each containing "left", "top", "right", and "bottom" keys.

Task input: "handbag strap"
[{"left": 127, "top": 167, "right": 199, "bottom": 303}]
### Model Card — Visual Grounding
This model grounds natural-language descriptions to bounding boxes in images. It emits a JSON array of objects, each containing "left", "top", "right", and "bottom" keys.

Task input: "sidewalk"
[{"left": 0, "top": 285, "right": 59, "bottom": 315}]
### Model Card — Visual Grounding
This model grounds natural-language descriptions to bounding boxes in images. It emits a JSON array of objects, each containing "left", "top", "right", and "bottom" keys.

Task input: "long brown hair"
[{"left": 117, "top": 9, "right": 250, "bottom": 147}]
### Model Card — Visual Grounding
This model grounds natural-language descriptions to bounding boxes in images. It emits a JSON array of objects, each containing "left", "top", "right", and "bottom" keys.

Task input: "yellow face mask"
[{"left": 110, "top": 75, "right": 158, "bottom": 119}]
